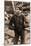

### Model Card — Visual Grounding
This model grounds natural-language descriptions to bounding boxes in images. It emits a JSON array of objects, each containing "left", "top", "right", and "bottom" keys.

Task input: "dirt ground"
[{"left": 4, "top": 26, "right": 30, "bottom": 45}]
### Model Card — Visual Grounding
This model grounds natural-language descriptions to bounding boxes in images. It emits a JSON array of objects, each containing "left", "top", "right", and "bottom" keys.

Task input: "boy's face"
[
  {"left": 16, "top": 8, "right": 19, "bottom": 13},
  {"left": 15, "top": 8, "right": 19, "bottom": 15},
  {"left": 15, "top": 8, "right": 22, "bottom": 16}
]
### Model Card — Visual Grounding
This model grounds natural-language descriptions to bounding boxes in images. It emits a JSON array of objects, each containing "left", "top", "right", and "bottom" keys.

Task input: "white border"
[
  {"left": 5, "top": 0, "right": 31, "bottom": 2},
  {"left": 0, "top": 0, "right": 4, "bottom": 46}
]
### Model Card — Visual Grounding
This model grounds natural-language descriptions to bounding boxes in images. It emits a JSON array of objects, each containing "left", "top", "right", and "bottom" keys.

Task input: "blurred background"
[{"left": 4, "top": 0, "right": 30, "bottom": 45}]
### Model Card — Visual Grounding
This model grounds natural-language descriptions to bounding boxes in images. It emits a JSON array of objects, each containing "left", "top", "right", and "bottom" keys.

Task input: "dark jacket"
[{"left": 9, "top": 14, "right": 24, "bottom": 35}]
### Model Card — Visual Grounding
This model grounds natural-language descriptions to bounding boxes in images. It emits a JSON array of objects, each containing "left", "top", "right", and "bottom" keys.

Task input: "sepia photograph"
[{"left": 4, "top": 0, "right": 30, "bottom": 45}]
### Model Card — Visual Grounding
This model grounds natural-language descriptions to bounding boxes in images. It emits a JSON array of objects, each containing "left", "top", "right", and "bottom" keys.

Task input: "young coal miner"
[{"left": 9, "top": 11, "right": 25, "bottom": 44}]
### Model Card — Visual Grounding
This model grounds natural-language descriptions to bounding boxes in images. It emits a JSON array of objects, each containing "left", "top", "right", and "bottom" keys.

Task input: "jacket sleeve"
[{"left": 9, "top": 16, "right": 15, "bottom": 30}]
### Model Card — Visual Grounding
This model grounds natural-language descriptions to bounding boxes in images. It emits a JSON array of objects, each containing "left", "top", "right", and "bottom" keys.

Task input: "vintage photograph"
[{"left": 4, "top": 0, "right": 30, "bottom": 45}]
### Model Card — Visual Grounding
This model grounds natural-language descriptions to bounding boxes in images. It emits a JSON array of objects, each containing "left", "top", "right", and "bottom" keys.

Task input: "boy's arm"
[{"left": 9, "top": 16, "right": 15, "bottom": 30}]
